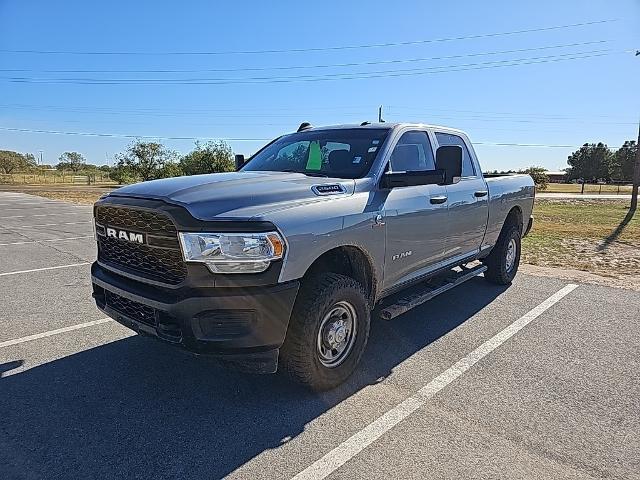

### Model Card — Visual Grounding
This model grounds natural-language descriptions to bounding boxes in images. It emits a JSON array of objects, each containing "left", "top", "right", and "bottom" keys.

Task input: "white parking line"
[
  {"left": 0, "top": 318, "right": 112, "bottom": 349},
  {"left": 0, "top": 262, "right": 90, "bottom": 276},
  {"left": 0, "top": 235, "right": 94, "bottom": 246},
  {"left": 7, "top": 221, "right": 92, "bottom": 229},
  {"left": 1, "top": 204, "right": 88, "bottom": 209},
  {"left": 0, "top": 203, "right": 54, "bottom": 206},
  {"left": 0, "top": 212, "right": 89, "bottom": 219},
  {"left": 290, "top": 283, "right": 579, "bottom": 480}
]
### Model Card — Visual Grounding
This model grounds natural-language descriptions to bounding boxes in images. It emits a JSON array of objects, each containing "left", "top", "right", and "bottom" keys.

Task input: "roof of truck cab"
[{"left": 301, "top": 123, "right": 467, "bottom": 134}]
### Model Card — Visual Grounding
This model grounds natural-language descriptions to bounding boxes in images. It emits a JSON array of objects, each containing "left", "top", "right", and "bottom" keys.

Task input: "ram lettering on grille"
[{"left": 106, "top": 227, "right": 144, "bottom": 244}]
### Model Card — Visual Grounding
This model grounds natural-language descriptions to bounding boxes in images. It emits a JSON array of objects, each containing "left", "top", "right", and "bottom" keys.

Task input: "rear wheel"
[
  {"left": 279, "top": 272, "right": 370, "bottom": 391},
  {"left": 483, "top": 224, "right": 521, "bottom": 285}
]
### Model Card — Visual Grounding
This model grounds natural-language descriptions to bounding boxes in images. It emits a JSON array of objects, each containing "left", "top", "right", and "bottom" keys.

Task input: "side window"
[
  {"left": 434, "top": 132, "right": 476, "bottom": 177},
  {"left": 390, "top": 131, "right": 435, "bottom": 172}
]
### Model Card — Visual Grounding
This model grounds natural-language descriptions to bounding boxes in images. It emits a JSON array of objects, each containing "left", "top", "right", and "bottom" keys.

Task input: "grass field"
[
  {"left": 522, "top": 199, "right": 639, "bottom": 279},
  {"left": 0, "top": 186, "right": 115, "bottom": 204}
]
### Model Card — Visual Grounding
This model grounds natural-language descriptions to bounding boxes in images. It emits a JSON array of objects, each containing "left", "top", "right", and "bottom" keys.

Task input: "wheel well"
[
  {"left": 304, "top": 246, "right": 376, "bottom": 305},
  {"left": 504, "top": 206, "right": 523, "bottom": 233}
]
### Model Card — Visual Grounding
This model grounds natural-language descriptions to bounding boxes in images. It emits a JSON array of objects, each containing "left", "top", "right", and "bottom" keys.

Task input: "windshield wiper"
[{"left": 281, "top": 169, "right": 328, "bottom": 178}]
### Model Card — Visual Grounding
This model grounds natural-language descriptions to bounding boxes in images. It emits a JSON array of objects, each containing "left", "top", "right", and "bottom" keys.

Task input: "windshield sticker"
[
  {"left": 305, "top": 140, "right": 322, "bottom": 170},
  {"left": 352, "top": 156, "right": 362, "bottom": 164},
  {"left": 368, "top": 146, "right": 377, "bottom": 153}
]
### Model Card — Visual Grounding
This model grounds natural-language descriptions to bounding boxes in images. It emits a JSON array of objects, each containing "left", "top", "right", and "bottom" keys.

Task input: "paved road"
[{"left": 1, "top": 192, "right": 638, "bottom": 480}]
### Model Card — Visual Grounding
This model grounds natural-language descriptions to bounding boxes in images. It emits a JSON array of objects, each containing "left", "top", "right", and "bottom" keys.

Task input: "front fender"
[{"left": 261, "top": 193, "right": 385, "bottom": 288}]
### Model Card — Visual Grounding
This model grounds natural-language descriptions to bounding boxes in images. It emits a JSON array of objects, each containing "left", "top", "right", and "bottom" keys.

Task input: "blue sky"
[{"left": 0, "top": 0, "right": 638, "bottom": 172}]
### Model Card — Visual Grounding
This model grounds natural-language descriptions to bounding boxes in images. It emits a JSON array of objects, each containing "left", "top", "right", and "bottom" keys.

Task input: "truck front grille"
[
  {"left": 95, "top": 205, "right": 187, "bottom": 285},
  {"left": 105, "top": 290, "right": 156, "bottom": 326},
  {"left": 96, "top": 205, "right": 177, "bottom": 235}
]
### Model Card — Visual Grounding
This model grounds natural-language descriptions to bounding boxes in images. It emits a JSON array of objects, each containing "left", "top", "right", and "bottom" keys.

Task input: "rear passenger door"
[{"left": 434, "top": 132, "right": 489, "bottom": 259}]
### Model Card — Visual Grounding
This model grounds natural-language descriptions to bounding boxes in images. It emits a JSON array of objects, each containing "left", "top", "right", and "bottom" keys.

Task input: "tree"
[
  {"left": 57, "top": 151, "right": 87, "bottom": 173},
  {"left": 0, "top": 150, "right": 36, "bottom": 174},
  {"left": 610, "top": 140, "right": 637, "bottom": 182},
  {"left": 179, "top": 141, "right": 234, "bottom": 176},
  {"left": 113, "top": 140, "right": 178, "bottom": 182},
  {"left": 24, "top": 153, "right": 37, "bottom": 170},
  {"left": 566, "top": 143, "right": 613, "bottom": 182},
  {"left": 521, "top": 166, "right": 549, "bottom": 191},
  {"left": 159, "top": 161, "right": 183, "bottom": 179},
  {"left": 109, "top": 164, "right": 137, "bottom": 185}
]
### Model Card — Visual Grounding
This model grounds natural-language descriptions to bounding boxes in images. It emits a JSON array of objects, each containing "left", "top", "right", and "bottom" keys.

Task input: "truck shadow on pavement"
[{"left": 1, "top": 278, "right": 507, "bottom": 479}]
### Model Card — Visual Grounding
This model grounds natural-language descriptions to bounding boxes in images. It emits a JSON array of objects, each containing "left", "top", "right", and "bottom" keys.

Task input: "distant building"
[{"left": 544, "top": 171, "right": 567, "bottom": 183}]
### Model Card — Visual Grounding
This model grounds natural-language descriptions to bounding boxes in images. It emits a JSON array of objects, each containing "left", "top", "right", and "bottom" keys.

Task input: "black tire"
[
  {"left": 482, "top": 224, "right": 521, "bottom": 285},
  {"left": 279, "top": 272, "right": 371, "bottom": 391}
]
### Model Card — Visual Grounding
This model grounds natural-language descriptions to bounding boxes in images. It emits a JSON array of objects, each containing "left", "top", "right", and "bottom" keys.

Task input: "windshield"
[{"left": 241, "top": 128, "right": 390, "bottom": 179}]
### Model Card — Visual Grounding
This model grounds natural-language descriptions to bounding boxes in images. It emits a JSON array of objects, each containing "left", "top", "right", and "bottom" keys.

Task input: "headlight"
[{"left": 178, "top": 231, "right": 284, "bottom": 274}]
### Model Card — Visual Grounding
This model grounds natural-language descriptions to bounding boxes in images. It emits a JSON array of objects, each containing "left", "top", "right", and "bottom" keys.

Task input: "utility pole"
[
  {"left": 633, "top": 50, "right": 640, "bottom": 212},
  {"left": 631, "top": 120, "right": 640, "bottom": 212}
]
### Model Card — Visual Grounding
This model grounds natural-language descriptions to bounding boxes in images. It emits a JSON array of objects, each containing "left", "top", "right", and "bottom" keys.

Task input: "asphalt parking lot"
[{"left": 1, "top": 191, "right": 639, "bottom": 480}]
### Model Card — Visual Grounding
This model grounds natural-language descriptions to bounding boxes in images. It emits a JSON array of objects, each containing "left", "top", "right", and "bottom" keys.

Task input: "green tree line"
[
  {"left": 0, "top": 140, "right": 235, "bottom": 183},
  {"left": 4, "top": 137, "right": 636, "bottom": 186},
  {"left": 109, "top": 140, "right": 234, "bottom": 183},
  {"left": 566, "top": 140, "right": 637, "bottom": 183},
  {"left": 0, "top": 150, "right": 37, "bottom": 174}
]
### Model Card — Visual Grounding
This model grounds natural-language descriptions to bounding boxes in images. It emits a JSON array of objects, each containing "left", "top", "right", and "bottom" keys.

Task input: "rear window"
[{"left": 435, "top": 132, "right": 476, "bottom": 177}]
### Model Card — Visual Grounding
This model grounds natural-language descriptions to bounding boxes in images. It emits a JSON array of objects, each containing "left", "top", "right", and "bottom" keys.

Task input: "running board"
[{"left": 379, "top": 264, "right": 487, "bottom": 321}]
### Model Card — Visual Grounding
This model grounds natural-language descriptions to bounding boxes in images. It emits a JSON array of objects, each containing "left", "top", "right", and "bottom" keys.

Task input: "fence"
[
  {"left": 0, "top": 172, "right": 115, "bottom": 185},
  {"left": 544, "top": 183, "right": 634, "bottom": 195}
]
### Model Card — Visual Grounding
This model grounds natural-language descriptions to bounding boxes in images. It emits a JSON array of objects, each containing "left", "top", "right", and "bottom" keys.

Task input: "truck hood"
[{"left": 109, "top": 171, "right": 355, "bottom": 220}]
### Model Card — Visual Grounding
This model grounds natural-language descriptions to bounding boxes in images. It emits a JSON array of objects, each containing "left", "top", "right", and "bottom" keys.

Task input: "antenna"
[{"left": 378, "top": 105, "right": 385, "bottom": 123}]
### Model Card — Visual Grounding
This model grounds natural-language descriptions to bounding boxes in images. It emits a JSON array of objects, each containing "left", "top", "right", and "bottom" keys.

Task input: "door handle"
[
  {"left": 430, "top": 195, "right": 448, "bottom": 205},
  {"left": 474, "top": 190, "right": 488, "bottom": 198}
]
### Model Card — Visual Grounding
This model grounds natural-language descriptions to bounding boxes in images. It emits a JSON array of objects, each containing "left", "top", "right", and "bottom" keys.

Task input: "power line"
[
  {"left": 0, "top": 41, "right": 609, "bottom": 74},
  {"left": 386, "top": 112, "right": 636, "bottom": 126},
  {"left": 0, "top": 127, "right": 268, "bottom": 141},
  {"left": 388, "top": 106, "right": 636, "bottom": 121},
  {"left": 1, "top": 103, "right": 634, "bottom": 122},
  {"left": 2, "top": 50, "right": 617, "bottom": 85},
  {"left": 7, "top": 109, "right": 635, "bottom": 127},
  {"left": 0, "top": 20, "right": 617, "bottom": 56},
  {"left": 0, "top": 126, "right": 611, "bottom": 148}
]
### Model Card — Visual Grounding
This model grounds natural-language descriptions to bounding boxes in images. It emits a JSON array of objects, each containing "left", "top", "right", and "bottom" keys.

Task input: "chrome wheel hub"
[
  {"left": 505, "top": 238, "right": 517, "bottom": 272},
  {"left": 317, "top": 301, "right": 358, "bottom": 368}
]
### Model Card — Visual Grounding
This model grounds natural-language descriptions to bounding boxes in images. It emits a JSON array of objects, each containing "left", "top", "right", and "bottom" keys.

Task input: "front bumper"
[{"left": 91, "top": 262, "right": 299, "bottom": 373}]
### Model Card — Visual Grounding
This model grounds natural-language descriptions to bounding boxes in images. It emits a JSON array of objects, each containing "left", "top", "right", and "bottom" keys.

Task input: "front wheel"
[
  {"left": 482, "top": 224, "right": 521, "bottom": 285},
  {"left": 279, "top": 272, "right": 371, "bottom": 391}
]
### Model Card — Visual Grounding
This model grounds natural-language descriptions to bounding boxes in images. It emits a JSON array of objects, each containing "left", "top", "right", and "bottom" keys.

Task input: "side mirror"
[
  {"left": 380, "top": 170, "right": 445, "bottom": 189},
  {"left": 234, "top": 154, "right": 246, "bottom": 171},
  {"left": 435, "top": 145, "right": 463, "bottom": 185}
]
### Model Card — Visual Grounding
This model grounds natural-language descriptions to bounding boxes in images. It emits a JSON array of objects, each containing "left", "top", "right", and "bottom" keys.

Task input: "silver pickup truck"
[{"left": 91, "top": 122, "right": 534, "bottom": 390}]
